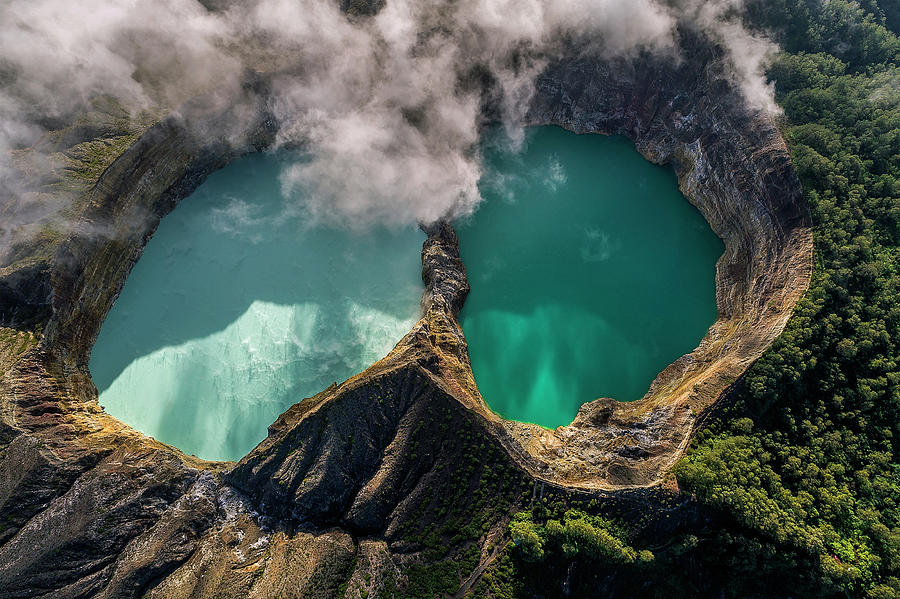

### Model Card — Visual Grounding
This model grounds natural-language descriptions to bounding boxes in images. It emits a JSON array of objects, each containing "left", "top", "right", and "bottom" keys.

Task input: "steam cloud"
[{"left": 0, "top": 0, "right": 779, "bottom": 249}]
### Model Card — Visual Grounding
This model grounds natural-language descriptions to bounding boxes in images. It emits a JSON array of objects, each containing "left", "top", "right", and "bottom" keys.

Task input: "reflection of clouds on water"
[
  {"left": 543, "top": 156, "right": 567, "bottom": 192},
  {"left": 479, "top": 256, "right": 505, "bottom": 282},
  {"left": 342, "top": 246, "right": 361, "bottom": 266},
  {"left": 580, "top": 226, "right": 620, "bottom": 262},
  {"left": 209, "top": 196, "right": 301, "bottom": 242},
  {"left": 481, "top": 170, "right": 521, "bottom": 204},
  {"left": 481, "top": 152, "right": 567, "bottom": 204},
  {"left": 92, "top": 151, "right": 427, "bottom": 461},
  {"left": 209, "top": 198, "right": 263, "bottom": 241}
]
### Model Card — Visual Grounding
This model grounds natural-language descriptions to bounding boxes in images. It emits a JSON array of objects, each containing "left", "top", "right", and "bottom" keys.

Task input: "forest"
[{"left": 677, "top": 1, "right": 899, "bottom": 595}]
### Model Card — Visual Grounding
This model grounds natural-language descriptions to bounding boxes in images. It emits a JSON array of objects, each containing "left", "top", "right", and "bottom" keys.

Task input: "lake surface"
[
  {"left": 457, "top": 126, "right": 723, "bottom": 428},
  {"left": 89, "top": 152, "right": 424, "bottom": 461},
  {"left": 91, "top": 126, "right": 722, "bottom": 459}
]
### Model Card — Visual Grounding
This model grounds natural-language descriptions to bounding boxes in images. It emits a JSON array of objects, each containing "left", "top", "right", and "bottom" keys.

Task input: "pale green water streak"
[
  {"left": 89, "top": 153, "right": 424, "bottom": 461},
  {"left": 457, "top": 126, "right": 723, "bottom": 428},
  {"left": 91, "top": 127, "right": 722, "bottom": 457}
]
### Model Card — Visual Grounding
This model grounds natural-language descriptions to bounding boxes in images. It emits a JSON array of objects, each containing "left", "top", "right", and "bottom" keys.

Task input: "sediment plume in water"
[{"left": 90, "top": 153, "right": 424, "bottom": 460}]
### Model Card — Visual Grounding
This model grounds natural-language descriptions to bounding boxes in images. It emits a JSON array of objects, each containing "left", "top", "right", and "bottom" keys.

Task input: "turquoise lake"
[
  {"left": 457, "top": 126, "right": 723, "bottom": 428},
  {"left": 89, "top": 153, "right": 425, "bottom": 461},
  {"left": 90, "top": 126, "right": 723, "bottom": 460}
]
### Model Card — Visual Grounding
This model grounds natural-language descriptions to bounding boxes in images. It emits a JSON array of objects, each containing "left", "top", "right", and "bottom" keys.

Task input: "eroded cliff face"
[
  {"left": 0, "top": 29, "right": 811, "bottom": 598},
  {"left": 497, "top": 36, "right": 813, "bottom": 488}
]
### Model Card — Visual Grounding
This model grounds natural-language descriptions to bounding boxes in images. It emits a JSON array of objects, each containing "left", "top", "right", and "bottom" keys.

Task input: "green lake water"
[
  {"left": 90, "top": 126, "right": 722, "bottom": 459},
  {"left": 89, "top": 153, "right": 425, "bottom": 461},
  {"left": 457, "top": 126, "right": 723, "bottom": 428}
]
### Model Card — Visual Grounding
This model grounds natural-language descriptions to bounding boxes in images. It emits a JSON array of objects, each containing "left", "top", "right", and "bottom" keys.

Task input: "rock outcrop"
[{"left": 0, "top": 29, "right": 811, "bottom": 598}]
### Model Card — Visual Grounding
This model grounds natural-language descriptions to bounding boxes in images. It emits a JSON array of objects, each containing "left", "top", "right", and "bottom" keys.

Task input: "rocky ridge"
[{"left": 0, "top": 30, "right": 811, "bottom": 598}]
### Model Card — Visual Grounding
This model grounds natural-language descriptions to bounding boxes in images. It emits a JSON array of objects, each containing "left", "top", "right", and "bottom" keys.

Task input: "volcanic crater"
[{"left": 0, "top": 28, "right": 812, "bottom": 598}]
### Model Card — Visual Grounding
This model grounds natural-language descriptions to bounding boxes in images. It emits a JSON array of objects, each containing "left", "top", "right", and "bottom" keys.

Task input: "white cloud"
[{"left": 0, "top": 0, "right": 781, "bottom": 247}]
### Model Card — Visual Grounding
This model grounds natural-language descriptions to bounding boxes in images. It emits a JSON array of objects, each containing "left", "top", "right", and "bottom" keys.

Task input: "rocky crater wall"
[
  {"left": 494, "top": 37, "right": 813, "bottom": 488},
  {"left": 0, "top": 31, "right": 811, "bottom": 597}
]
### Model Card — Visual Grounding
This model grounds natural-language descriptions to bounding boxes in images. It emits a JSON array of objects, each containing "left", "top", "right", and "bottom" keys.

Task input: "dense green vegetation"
[
  {"left": 674, "top": 1, "right": 900, "bottom": 596},
  {"left": 508, "top": 508, "right": 652, "bottom": 565},
  {"left": 475, "top": 494, "right": 664, "bottom": 598}
]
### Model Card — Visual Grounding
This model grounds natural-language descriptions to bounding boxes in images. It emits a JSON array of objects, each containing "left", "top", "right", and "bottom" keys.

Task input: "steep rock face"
[
  {"left": 0, "top": 261, "right": 52, "bottom": 329},
  {"left": 44, "top": 74, "right": 277, "bottom": 365},
  {"left": 494, "top": 36, "right": 813, "bottom": 488},
  {"left": 0, "top": 31, "right": 811, "bottom": 599}
]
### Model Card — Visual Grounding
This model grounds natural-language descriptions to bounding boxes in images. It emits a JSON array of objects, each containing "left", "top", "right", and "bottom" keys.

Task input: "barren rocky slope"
[{"left": 0, "top": 29, "right": 811, "bottom": 599}]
